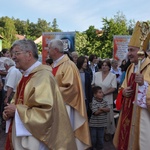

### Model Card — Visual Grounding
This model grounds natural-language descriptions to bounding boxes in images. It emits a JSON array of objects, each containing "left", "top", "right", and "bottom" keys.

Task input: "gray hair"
[
  {"left": 111, "top": 59, "right": 118, "bottom": 64},
  {"left": 48, "top": 39, "right": 64, "bottom": 53},
  {"left": 11, "top": 39, "right": 39, "bottom": 59},
  {"left": 71, "top": 51, "right": 78, "bottom": 57},
  {"left": 4, "top": 58, "right": 15, "bottom": 66}
]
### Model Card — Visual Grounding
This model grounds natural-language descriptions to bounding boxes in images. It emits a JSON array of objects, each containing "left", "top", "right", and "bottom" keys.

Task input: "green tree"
[
  {"left": 36, "top": 42, "right": 42, "bottom": 54},
  {"left": 98, "top": 12, "right": 129, "bottom": 58},
  {"left": 27, "top": 19, "right": 52, "bottom": 38},
  {"left": 27, "top": 22, "right": 37, "bottom": 37},
  {"left": 13, "top": 18, "right": 29, "bottom": 36},
  {"left": 75, "top": 31, "right": 88, "bottom": 55},
  {"left": 127, "top": 19, "right": 136, "bottom": 35},
  {"left": 75, "top": 26, "right": 103, "bottom": 57},
  {"left": 35, "top": 18, "right": 52, "bottom": 37},
  {"left": 84, "top": 26, "right": 101, "bottom": 56},
  {"left": 52, "top": 18, "right": 61, "bottom": 32},
  {"left": 0, "top": 16, "right": 17, "bottom": 48}
]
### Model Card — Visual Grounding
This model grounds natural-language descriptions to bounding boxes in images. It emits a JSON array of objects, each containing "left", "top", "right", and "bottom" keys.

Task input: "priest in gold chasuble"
[
  {"left": 48, "top": 39, "right": 91, "bottom": 150},
  {"left": 3, "top": 39, "right": 77, "bottom": 150}
]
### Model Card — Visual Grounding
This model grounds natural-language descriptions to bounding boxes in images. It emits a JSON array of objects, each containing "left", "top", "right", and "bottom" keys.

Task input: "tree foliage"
[
  {"left": 0, "top": 16, "right": 17, "bottom": 48},
  {"left": 13, "top": 18, "right": 29, "bottom": 36},
  {"left": 0, "top": 12, "right": 139, "bottom": 58},
  {"left": 75, "top": 31, "right": 88, "bottom": 55},
  {"left": 0, "top": 16, "right": 61, "bottom": 51},
  {"left": 27, "top": 18, "right": 52, "bottom": 38},
  {"left": 97, "top": 11, "right": 129, "bottom": 58},
  {"left": 75, "top": 11, "right": 136, "bottom": 59},
  {"left": 52, "top": 18, "right": 61, "bottom": 32}
]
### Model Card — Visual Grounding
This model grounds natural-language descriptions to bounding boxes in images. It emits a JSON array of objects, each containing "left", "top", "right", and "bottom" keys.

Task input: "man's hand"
[
  {"left": 4, "top": 97, "right": 9, "bottom": 105},
  {"left": 3, "top": 111, "right": 8, "bottom": 120},
  {"left": 123, "top": 86, "right": 134, "bottom": 97},
  {"left": 3, "top": 103, "right": 16, "bottom": 119},
  {"left": 135, "top": 73, "right": 144, "bottom": 86}
]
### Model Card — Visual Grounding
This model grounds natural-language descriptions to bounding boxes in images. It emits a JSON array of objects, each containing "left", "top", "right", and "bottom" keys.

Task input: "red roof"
[{"left": 15, "top": 34, "right": 25, "bottom": 40}]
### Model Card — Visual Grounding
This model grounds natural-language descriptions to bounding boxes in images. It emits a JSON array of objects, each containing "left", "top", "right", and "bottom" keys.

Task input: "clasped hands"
[
  {"left": 122, "top": 73, "right": 144, "bottom": 98},
  {"left": 3, "top": 103, "right": 16, "bottom": 120}
]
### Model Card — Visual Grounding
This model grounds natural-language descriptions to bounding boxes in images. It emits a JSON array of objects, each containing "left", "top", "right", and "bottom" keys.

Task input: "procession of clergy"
[{"left": 0, "top": 21, "right": 150, "bottom": 150}]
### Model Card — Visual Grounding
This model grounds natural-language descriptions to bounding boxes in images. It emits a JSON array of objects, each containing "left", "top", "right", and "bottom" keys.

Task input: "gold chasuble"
[
  {"left": 113, "top": 57, "right": 150, "bottom": 150},
  {"left": 5, "top": 73, "right": 35, "bottom": 150},
  {"left": 52, "top": 55, "right": 91, "bottom": 149},
  {"left": 7, "top": 65, "right": 77, "bottom": 150}
]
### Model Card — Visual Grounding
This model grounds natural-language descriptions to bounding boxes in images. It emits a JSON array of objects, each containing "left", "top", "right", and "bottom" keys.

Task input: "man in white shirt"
[{"left": 3, "top": 58, "right": 22, "bottom": 104}]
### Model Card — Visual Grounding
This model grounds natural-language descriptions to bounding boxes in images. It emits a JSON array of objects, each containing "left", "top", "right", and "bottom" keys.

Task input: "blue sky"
[{"left": 1, "top": 0, "right": 150, "bottom": 32}]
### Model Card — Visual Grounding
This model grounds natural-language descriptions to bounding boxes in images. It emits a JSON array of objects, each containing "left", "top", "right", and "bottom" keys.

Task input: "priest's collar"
[
  {"left": 23, "top": 61, "right": 41, "bottom": 77},
  {"left": 53, "top": 55, "right": 64, "bottom": 68}
]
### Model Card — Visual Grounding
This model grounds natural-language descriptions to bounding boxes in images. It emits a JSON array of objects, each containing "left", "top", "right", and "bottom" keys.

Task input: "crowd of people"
[{"left": 0, "top": 20, "right": 150, "bottom": 150}]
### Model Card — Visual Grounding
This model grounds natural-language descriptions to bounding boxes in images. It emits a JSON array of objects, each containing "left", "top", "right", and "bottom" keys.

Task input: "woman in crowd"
[
  {"left": 92, "top": 60, "right": 117, "bottom": 138},
  {"left": 1, "top": 48, "right": 11, "bottom": 58},
  {"left": 120, "top": 59, "right": 131, "bottom": 85},
  {"left": 97, "top": 59, "right": 103, "bottom": 72},
  {"left": 89, "top": 54, "right": 99, "bottom": 75},
  {"left": 119, "top": 59, "right": 126, "bottom": 72},
  {"left": 77, "top": 56, "right": 92, "bottom": 118}
]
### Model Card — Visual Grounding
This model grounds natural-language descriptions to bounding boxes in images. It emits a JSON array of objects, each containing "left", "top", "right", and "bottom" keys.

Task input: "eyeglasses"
[{"left": 12, "top": 51, "right": 26, "bottom": 56}]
